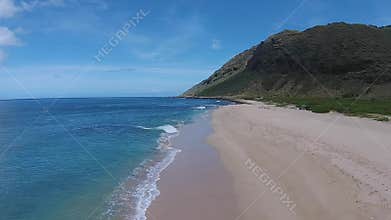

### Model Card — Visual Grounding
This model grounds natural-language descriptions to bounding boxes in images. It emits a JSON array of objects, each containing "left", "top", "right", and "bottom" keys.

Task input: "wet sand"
[{"left": 147, "top": 113, "right": 237, "bottom": 220}]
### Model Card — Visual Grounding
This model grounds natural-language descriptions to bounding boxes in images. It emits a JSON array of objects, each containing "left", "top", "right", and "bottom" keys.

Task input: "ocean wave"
[
  {"left": 132, "top": 146, "right": 180, "bottom": 220},
  {"left": 102, "top": 132, "right": 180, "bottom": 220},
  {"left": 135, "top": 126, "right": 154, "bottom": 130},
  {"left": 155, "top": 125, "right": 178, "bottom": 134},
  {"left": 194, "top": 106, "right": 207, "bottom": 110},
  {"left": 136, "top": 124, "right": 178, "bottom": 134}
]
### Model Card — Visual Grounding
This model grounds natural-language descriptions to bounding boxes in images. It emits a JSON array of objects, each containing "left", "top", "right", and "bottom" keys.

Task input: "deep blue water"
[{"left": 0, "top": 97, "right": 229, "bottom": 220}]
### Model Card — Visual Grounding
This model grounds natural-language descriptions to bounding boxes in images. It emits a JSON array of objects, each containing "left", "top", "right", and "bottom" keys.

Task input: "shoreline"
[
  {"left": 178, "top": 95, "right": 249, "bottom": 104},
  {"left": 147, "top": 112, "right": 238, "bottom": 220}
]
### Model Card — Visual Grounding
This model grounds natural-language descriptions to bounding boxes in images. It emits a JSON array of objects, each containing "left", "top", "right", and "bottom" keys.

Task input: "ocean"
[{"left": 0, "top": 97, "right": 229, "bottom": 220}]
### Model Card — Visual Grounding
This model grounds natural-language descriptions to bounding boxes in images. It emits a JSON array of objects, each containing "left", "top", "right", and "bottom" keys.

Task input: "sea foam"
[
  {"left": 136, "top": 125, "right": 178, "bottom": 134},
  {"left": 156, "top": 125, "right": 178, "bottom": 134},
  {"left": 101, "top": 132, "right": 181, "bottom": 220},
  {"left": 132, "top": 146, "right": 180, "bottom": 220},
  {"left": 194, "top": 106, "right": 207, "bottom": 110}
]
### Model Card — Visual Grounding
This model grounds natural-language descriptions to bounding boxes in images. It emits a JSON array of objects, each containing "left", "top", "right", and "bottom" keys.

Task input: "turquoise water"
[{"left": 0, "top": 97, "right": 229, "bottom": 220}]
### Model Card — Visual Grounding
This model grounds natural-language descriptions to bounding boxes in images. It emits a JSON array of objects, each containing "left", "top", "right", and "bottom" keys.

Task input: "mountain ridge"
[{"left": 183, "top": 22, "right": 391, "bottom": 99}]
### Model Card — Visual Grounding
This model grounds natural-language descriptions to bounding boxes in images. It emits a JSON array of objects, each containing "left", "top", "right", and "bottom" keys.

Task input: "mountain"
[{"left": 183, "top": 22, "right": 391, "bottom": 99}]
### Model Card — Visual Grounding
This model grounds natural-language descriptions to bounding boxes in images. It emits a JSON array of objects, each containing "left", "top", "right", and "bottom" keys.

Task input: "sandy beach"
[
  {"left": 150, "top": 102, "right": 391, "bottom": 220},
  {"left": 148, "top": 113, "right": 237, "bottom": 220}
]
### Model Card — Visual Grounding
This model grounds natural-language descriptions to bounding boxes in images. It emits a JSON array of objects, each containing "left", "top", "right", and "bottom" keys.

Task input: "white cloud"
[
  {"left": 211, "top": 39, "right": 221, "bottom": 50},
  {"left": 0, "top": 26, "right": 21, "bottom": 46},
  {"left": 20, "top": 0, "right": 65, "bottom": 11},
  {"left": 0, "top": 0, "right": 20, "bottom": 18},
  {"left": 0, "top": 26, "right": 21, "bottom": 61},
  {"left": 0, "top": 0, "right": 66, "bottom": 18}
]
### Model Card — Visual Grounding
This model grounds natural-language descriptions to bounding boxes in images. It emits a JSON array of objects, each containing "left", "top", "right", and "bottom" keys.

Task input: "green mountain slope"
[{"left": 183, "top": 22, "right": 391, "bottom": 99}]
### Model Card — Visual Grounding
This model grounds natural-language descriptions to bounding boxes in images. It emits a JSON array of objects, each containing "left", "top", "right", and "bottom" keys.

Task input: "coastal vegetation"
[{"left": 258, "top": 96, "right": 391, "bottom": 121}]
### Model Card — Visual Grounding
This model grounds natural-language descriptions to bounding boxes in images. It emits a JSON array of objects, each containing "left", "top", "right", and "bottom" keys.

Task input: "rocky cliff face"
[{"left": 184, "top": 23, "right": 391, "bottom": 98}]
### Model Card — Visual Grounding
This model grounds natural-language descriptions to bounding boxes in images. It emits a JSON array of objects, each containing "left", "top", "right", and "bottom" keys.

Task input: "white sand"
[{"left": 209, "top": 102, "right": 391, "bottom": 220}]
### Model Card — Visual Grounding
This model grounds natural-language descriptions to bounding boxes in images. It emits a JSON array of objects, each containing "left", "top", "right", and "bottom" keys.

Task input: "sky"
[{"left": 0, "top": 0, "right": 390, "bottom": 99}]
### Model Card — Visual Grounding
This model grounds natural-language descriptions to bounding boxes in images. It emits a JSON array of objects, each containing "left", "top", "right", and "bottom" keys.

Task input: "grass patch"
[{"left": 257, "top": 97, "right": 391, "bottom": 119}]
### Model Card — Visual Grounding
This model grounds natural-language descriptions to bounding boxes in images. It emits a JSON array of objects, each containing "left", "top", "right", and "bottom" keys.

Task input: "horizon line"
[{"left": 0, "top": 96, "right": 186, "bottom": 102}]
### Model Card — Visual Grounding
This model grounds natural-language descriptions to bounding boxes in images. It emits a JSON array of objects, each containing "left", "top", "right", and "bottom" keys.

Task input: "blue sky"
[{"left": 0, "top": 0, "right": 390, "bottom": 99}]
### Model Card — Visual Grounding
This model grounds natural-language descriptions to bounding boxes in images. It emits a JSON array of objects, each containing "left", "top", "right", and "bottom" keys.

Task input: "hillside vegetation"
[{"left": 183, "top": 22, "right": 391, "bottom": 117}]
